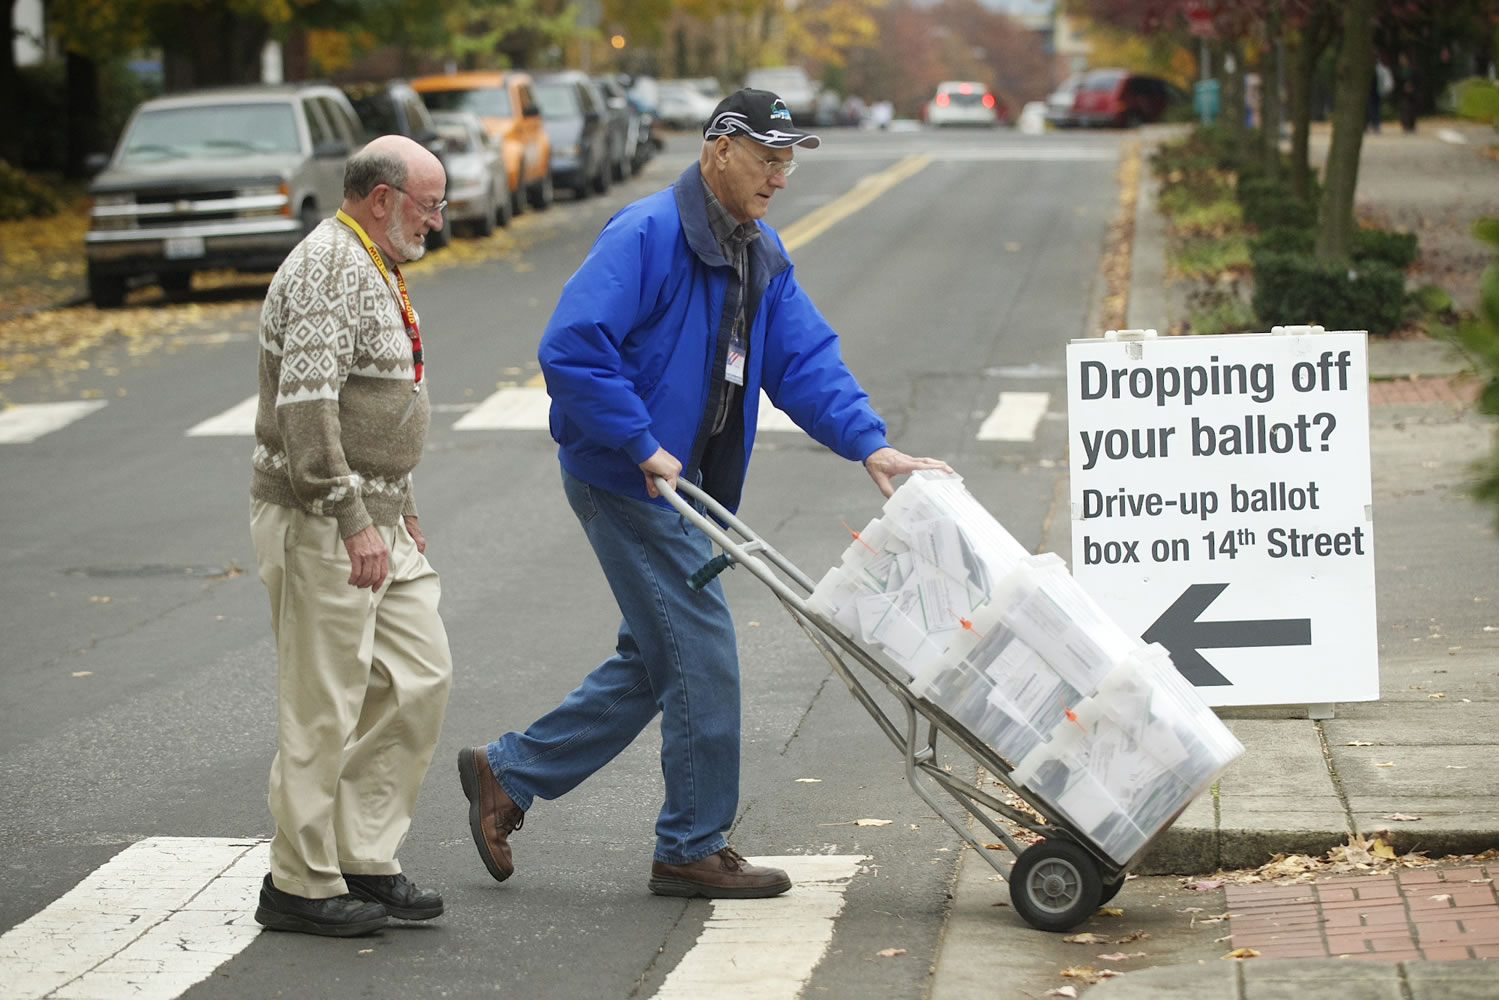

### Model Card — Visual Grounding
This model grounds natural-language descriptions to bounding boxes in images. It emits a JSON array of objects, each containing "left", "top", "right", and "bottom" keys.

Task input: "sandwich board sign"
[{"left": 1066, "top": 328, "right": 1377, "bottom": 709}]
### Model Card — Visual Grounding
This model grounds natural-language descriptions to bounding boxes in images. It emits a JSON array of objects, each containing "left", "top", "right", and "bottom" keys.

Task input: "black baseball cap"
[{"left": 703, "top": 88, "right": 821, "bottom": 149}]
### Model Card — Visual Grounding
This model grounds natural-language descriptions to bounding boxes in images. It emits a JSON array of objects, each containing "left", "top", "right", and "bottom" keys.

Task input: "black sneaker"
[
  {"left": 343, "top": 872, "right": 444, "bottom": 921},
  {"left": 254, "top": 873, "right": 387, "bottom": 937}
]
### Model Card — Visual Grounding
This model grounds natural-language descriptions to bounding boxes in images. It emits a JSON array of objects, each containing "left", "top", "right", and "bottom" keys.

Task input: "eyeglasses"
[
  {"left": 392, "top": 185, "right": 447, "bottom": 221},
  {"left": 732, "top": 139, "right": 797, "bottom": 178}
]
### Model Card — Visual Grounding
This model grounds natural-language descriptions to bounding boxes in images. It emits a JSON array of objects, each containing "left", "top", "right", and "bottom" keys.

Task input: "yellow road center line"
[{"left": 780, "top": 154, "right": 933, "bottom": 252}]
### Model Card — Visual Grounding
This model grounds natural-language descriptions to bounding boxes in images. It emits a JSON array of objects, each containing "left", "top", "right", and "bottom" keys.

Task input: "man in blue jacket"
[{"left": 459, "top": 89, "right": 950, "bottom": 898}]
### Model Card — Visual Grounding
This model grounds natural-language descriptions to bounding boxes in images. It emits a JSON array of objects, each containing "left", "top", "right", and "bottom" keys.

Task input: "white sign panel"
[{"left": 1066, "top": 331, "right": 1377, "bottom": 706}]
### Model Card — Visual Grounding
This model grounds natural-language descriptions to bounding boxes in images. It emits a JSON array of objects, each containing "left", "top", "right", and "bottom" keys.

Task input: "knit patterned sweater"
[{"left": 251, "top": 218, "right": 430, "bottom": 538}]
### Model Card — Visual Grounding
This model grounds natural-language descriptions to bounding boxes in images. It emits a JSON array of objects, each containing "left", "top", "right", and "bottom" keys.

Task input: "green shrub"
[
  {"left": 1251, "top": 226, "right": 1419, "bottom": 270},
  {"left": 0, "top": 160, "right": 61, "bottom": 219},
  {"left": 1352, "top": 228, "right": 1419, "bottom": 270},
  {"left": 1250, "top": 249, "right": 1407, "bottom": 335},
  {"left": 1237, "top": 176, "right": 1319, "bottom": 232}
]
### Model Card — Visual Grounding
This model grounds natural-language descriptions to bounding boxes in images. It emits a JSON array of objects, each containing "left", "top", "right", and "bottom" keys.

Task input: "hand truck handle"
[{"left": 687, "top": 552, "right": 734, "bottom": 590}]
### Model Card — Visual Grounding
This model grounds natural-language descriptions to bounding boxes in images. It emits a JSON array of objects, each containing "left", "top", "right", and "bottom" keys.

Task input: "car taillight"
[
  {"left": 982, "top": 93, "right": 995, "bottom": 108},
  {"left": 936, "top": 93, "right": 949, "bottom": 107}
]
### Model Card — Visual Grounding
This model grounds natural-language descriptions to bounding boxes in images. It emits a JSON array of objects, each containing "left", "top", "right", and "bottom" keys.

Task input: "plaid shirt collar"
[{"left": 702, "top": 183, "right": 761, "bottom": 263}]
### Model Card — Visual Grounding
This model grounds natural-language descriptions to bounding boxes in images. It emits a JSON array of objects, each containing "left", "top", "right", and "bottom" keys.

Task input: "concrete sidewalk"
[
  {"left": 927, "top": 122, "right": 1499, "bottom": 999},
  {"left": 1085, "top": 121, "right": 1499, "bottom": 997}
]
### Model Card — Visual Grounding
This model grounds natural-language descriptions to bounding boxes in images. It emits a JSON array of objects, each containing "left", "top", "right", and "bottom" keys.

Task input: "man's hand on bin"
[
  {"left": 640, "top": 447, "right": 683, "bottom": 498},
  {"left": 863, "top": 447, "right": 953, "bottom": 498}
]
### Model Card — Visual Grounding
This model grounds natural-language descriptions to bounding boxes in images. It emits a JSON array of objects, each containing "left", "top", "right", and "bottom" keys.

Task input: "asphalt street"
[{"left": 0, "top": 126, "right": 1129, "bottom": 998}]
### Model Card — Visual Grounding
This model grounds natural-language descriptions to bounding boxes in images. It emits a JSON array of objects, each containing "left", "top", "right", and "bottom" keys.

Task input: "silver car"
[
  {"left": 84, "top": 83, "right": 363, "bottom": 308},
  {"left": 430, "top": 110, "right": 511, "bottom": 236}
]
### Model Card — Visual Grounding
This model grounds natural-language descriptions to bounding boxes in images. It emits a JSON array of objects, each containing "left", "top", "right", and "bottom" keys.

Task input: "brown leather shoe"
[
  {"left": 458, "top": 747, "right": 524, "bottom": 882},
  {"left": 648, "top": 848, "right": 791, "bottom": 899}
]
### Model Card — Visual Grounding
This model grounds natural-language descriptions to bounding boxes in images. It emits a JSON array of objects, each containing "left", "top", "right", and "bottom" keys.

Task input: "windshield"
[
  {"left": 421, "top": 87, "right": 512, "bottom": 117},
  {"left": 532, "top": 83, "right": 579, "bottom": 118},
  {"left": 1082, "top": 72, "right": 1125, "bottom": 92},
  {"left": 119, "top": 103, "right": 300, "bottom": 162}
]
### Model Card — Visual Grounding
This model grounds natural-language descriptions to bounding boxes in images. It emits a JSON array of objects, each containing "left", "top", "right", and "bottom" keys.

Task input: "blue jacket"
[{"left": 539, "top": 163, "right": 889, "bottom": 512}]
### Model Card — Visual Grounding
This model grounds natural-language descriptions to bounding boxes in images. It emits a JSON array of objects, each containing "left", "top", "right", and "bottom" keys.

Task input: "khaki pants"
[{"left": 250, "top": 499, "right": 452, "bottom": 899}]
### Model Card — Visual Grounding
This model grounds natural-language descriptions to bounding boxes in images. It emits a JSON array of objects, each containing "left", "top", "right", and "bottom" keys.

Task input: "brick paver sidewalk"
[
  {"left": 1368, "top": 374, "right": 1482, "bottom": 406},
  {"left": 1226, "top": 864, "right": 1499, "bottom": 961}
]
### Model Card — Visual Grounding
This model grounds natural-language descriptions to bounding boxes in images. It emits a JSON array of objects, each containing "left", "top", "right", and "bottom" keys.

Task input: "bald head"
[
  {"left": 340, "top": 133, "right": 447, "bottom": 262},
  {"left": 344, "top": 134, "right": 442, "bottom": 202}
]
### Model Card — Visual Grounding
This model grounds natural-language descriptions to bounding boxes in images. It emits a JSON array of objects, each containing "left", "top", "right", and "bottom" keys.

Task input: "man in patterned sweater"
[{"left": 249, "top": 134, "right": 453, "bottom": 937}]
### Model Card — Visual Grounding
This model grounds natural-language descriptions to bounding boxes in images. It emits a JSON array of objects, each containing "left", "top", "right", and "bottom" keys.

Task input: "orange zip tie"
[
  {"left": 950, "top": 610, "right": 984, "bottom": 639},
  {"left": 1059, "top": 697, "right": 1086, "bottom": 732},
  {"left": 840, "top": 519, "right": 876, "bottom": 553}
]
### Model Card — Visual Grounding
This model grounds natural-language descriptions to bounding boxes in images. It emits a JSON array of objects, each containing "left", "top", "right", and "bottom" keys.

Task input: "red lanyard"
[{"left": 336, "top": 210, "right": 423, "bottom": 385}]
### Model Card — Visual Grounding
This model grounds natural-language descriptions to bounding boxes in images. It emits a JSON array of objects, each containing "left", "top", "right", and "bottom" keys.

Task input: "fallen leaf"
[
  {"left": 1189, "top": 879, "right": 1224, "bottom": 891},
  {"left": 89, "top": 595, "right": 111, "bottom": 603},
  {"left": 71, "top": 671, "right": 91, "bottom": 677},
  {"left": 1374, "top": 761, "right": 1395, "bottom": 767},
  {"left": 1429, "top": 893, "right": 1453, "bottom": 903},
  {"left": 1371, "top": 839, "right": 1398, "bottom": 860},
  {"left": 1059, "top": 966, "right": 1097, "bottom": 978},
  {"left": 1097, "top": 969, "right": 1123, "bottom": 979},
  {"left": 875, "top": 947, "right": 906, "bottom": 958},
  {"left": 1063, "top": 932, "right": 1111, "bottom": 944},
  {"left": 1042, "top": 988, "right": 1078, "bottom": 998},
  {"left": 1116, "top": 930, "right": 1151, "bottom": 943},
  {"left": 1221, "top": 947, "right": 1261, "bottom": 959},
  {"left": 1346, "top": 740, "right": 1374, "bottom": 746},
  {"left": 1097, "top": 951, "right": 1146, "bottom": 962},
  {"left": 855, "top": 818, "right": 892, "bottom": 827},
  {"left": 357, "top": 948, "right": 373, "bottom": 954},
  {"left": 794, "top": 778, "right": 822, "bottom": 783},
  {"left": 1097, "top": 907, "right": 1124, "bottom": 917},
  {"left": 1383, "top": 813, "right": 1421, "bottom": 822},
  {"left": 983, "top": 843, "right": 1008, "bottom": 851}
]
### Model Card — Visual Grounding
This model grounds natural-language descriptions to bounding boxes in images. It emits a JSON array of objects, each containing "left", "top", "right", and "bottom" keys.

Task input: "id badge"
[{"left": 725, "top": 345, "right": 745, "bottom": 386}]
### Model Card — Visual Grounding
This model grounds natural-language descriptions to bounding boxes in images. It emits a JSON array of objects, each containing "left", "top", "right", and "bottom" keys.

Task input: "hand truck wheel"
[
  {"left": 1098, "top": 873, "right": 1126, "bottom": 905},
  {"left": 1009, "top": 839, "right": 1103, "bottom": 931}
]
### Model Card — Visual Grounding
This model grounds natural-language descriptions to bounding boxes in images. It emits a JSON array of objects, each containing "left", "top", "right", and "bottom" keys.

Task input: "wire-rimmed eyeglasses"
[
  {"left": 732, "top": 138, "right": 798, "bottom": 178},
  {"left": 392, "top": 185, "right": 447, "bottom": 220}
]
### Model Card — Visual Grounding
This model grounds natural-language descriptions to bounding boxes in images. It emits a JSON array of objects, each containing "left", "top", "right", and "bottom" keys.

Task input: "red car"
[{"left": 1070, "top": 69, "right": 1175, "bottom": 127}]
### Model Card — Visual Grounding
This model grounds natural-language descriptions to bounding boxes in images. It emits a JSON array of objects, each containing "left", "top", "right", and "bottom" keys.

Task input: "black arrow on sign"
[{"left": 1142, "top": 583, "right": 1312, "bottom": 687}]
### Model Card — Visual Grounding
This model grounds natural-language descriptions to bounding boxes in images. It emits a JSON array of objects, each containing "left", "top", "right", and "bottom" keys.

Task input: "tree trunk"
[
  {"left": 1219, "top": 37, "right": 1246, "bottom": 143},
  {"left": 1287, "top": 5, "right": 1334, "bottom": 202},
  {"left": 64, "top": 50, "right": 100, "bottom": 179},
  {"left": 1, "top": 0, "right": 21, "bottom": 165},
  {"left": 1314, "top": 0, "right": 1376, "bottom": 262},
  {"left": 157, "top": 7, "right": 269, "bottom": 90},
  {"left": 1260, "top": 5, "right": 1283, "bottom": 180}
]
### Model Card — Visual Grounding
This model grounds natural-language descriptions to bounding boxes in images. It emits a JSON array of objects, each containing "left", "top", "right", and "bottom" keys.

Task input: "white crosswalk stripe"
[
  {"left": 0, "top": 837, "right": 267, "bottom": 1000},
  {"left": 9, "top": 387, "right": 1055, "bottom": 446},
  {"left": 185, "top": 395, "right": 258, "bottom": 437},
  {"left": 647, "top": 855, "right": 868, "bottom": 1000},
  {"left": 0, "top": 401, "right": 108, "bottom": 444},
  {"left": 0, "top": 844, "right": 867, "bottom": 1000},
  {"left": 976, "top": 391, "right": 1051, "bottom": 441}
]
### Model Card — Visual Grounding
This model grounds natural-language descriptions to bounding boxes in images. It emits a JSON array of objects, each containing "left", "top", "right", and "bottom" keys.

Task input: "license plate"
[{"left": 164, "top": 236, "right": 205, "bottom": 260}]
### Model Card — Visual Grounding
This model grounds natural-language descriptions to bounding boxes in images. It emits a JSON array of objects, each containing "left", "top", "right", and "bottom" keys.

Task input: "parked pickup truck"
[{"left": 84, "top": 83, "right": 364, "bottom": 308}]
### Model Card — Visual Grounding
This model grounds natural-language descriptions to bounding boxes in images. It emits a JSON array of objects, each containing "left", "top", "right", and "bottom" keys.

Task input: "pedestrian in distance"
[
  {"left": 458, "top": 88, "right": 951, "bottom": 900},
  {"left": 250, "top": 134, "right": 454, "bottom": 937}
]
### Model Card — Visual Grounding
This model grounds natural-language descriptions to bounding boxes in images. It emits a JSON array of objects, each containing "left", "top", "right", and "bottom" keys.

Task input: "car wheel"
[
  {"left": 159, "top": 272, "right": 192, "bottom": 296},
  {"left": 496, "top": 185, "right": 513, "bottom": 228},
  {"left": 427, "top": 212, "right": 451, "bottom": 250},
  {"left": 474, "top": 188, "right": 496, "bottom": 238},
  {"left": 612, "top": 148, "right": 627, "bottom": 182},
  {"left": 87, "top": 266, "right": 126, "bottom": 309},
  {"left": 529, "top": 170, "right": 553, "bottom": 211},
  {"left": 593, "top": 159, "right": 610, "bottom": 195}
]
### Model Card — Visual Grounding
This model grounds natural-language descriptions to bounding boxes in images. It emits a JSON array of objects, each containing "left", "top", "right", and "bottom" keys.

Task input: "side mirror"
[
  {"left": 85, "top": 152, "right": 110, "bottom": 175},
  {"left": 313, "top": 140, "right": 349, "bottom": 159},
  {"left": 523, "top": 105, "right": 541, "bottom": 118}
]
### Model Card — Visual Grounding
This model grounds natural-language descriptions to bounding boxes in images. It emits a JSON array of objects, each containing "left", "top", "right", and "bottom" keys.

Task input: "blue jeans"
[{"left": 486, "top": 469, "right": 740, "bottom": 865}]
